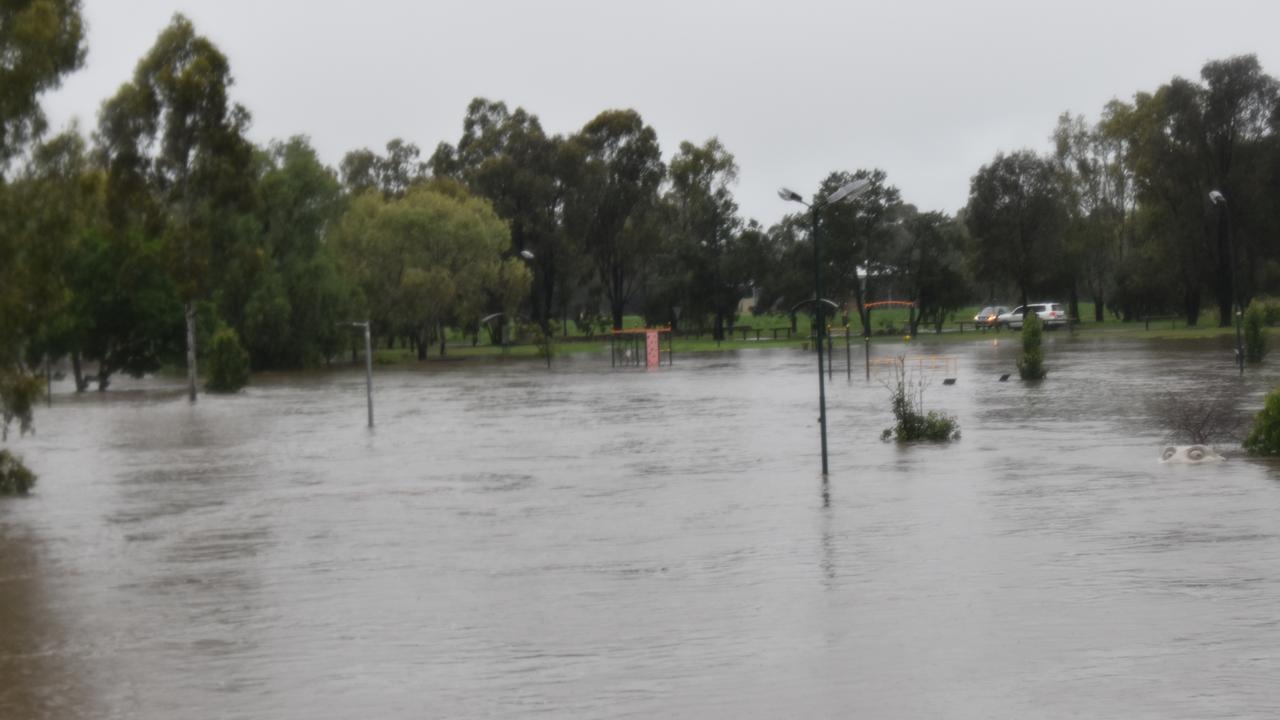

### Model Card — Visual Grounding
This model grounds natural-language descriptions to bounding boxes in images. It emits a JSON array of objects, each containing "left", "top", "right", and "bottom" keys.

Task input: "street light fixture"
[
  {"left": 1209, "top": 190, "right": 1244, "bottom": 375},
  {"left": 779, "top": 177, "right": 873, "bottom": 475}
]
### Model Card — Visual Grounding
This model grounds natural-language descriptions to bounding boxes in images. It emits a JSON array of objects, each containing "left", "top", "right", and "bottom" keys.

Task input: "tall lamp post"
[
  {"left": 779, "top": 178, "right": 873, "bottom": 475},
  {"left": 338, "top": 320, "right": 374, "bottom": 427},
  {"left": 1209, "top": 190, "right": 1243, "bottom": 375}
]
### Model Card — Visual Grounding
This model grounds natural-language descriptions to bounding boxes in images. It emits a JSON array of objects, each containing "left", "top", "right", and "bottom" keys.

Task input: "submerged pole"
[{"left": 363, "top": 320, "right": 374, "bottom": 428}]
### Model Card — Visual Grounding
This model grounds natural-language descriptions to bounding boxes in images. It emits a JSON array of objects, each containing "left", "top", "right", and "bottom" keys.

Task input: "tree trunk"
[
  {"left": 1183, "top": 285, "right": 1200, "bottom": 328},
  {"left": 438, "top": 322, "right": 447, "bottom": 356},
  {"left": 713, "top": 308, "right": 725, "bottom": 341},
  {"left": 1093, "top": 291, "right": 1104, "bottom": 322},
  {"left": 611, "top": 302, "right": 625, "bottom": 331},
  {"left": 1068, "top": 281, "right": 1080, "bottom": 323},
  {"left": 185, "top": 301, "right": 197, "bottom": 402},
  {"left": 72, "top": 351, "right": 88, "bottom": 393},
  {"left": 415, "top": 329, "right": 427, "bottom": 361}
]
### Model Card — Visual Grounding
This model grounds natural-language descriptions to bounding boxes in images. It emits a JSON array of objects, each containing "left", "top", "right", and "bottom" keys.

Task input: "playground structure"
[
  {"left": 869, "top": 354, "right": 959, "bottom": 383},
  {"left": 610, "top": 327, "right": 673, "bottom": 368}
]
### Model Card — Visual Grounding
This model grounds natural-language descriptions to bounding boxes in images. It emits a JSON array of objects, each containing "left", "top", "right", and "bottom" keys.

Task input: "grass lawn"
[{"left": 370, "top": 303, "right": 1246, "bottom": 365}]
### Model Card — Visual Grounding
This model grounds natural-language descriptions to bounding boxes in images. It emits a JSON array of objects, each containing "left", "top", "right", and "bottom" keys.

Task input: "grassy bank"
[{"left": 368, "top": 305, "right": 1247, "bottom": 365}]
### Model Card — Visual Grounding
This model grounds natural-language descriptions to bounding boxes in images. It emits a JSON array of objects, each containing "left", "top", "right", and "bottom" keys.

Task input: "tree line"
[{"left": 3, "top": 4, "right": 1280, "bottom": 435}]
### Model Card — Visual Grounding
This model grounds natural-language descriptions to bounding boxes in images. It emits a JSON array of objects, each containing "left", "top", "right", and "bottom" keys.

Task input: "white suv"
[{"left": 997, "top": 302, "right": 1068, "bottom": 330}]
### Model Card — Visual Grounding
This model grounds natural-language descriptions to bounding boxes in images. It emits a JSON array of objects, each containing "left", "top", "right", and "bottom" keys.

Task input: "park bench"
[{"left": 1141, "top": 314, "right": 1179, "bottom": 330}]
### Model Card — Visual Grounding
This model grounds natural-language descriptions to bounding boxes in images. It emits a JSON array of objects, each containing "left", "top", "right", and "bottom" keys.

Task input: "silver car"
[{"left": 998, "top": 302, "right": 1069, "bottom": 330}]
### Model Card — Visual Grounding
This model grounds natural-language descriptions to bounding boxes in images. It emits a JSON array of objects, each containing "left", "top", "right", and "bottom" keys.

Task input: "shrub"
[
  {"left": 0, "top": 449, "right": 36, "bottom": 495},
  {"left": 532, "top": 320, "right": 559, "bottom": 366},
  {"left": 1, "top": 367, "right": 42, "bottom": 441},
  {"left": 206, "top": 326, "right": 250, "bottom": 393},
  {"left": 1152, "top": 391, "right": 1243, "bottom": 445},
  {"left": 1017, "top": 314, "right": 1046, "bottom": 380},
  {"left": 1256, "top": 296, "right": 1280, "bottom": 326},
  {"left": 880, "top": 357, "right": 960, "bottom": 443},
  {"left": 1244, "top": 386, "right": 1280, "bottom": 456},
  {"left": 1244, "top": 300, "right": 1266, "bottom": 363}
]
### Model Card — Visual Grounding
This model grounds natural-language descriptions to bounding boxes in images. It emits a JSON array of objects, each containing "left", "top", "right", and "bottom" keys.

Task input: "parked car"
[
  {"left": 998, "top": 302, "right": 1069, "bottom": 330},
  {"left": 974, "top": 306, "right": 1010, "bottom": 328}
]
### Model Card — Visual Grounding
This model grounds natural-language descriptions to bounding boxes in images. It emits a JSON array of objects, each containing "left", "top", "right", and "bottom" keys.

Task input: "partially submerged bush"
[
  {"left": 531, "top": 320, "right": 559, "bottom": 366},
  {"left": 1, "top": 368, "right": 43, "bottom": 441},
  {"left": 206, "top": 326, "right": 250, "bottom": 393},
  {"left": 880, "top": 357, "right": 960, "bottom": 443},
  {"left": 1243, "top": 386, "right": 1280, "bottom": 456},
  {"left": 0, "top": 449, "right": 36, "bottom": 495},
  {"left": 1244, "top": 300, "right": 1267, "bottom": 363},
  {"left": 1017, "top": 314, "right": 1046, "bottom": 380},
  {"left": 1152, "top": 391, "right": 1243, "bottom": 446}
]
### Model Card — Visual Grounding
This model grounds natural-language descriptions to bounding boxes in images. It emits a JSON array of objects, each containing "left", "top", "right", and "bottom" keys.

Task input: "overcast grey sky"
[{"left": 43, "top": 0, "right": 1280, "bottom": 225}]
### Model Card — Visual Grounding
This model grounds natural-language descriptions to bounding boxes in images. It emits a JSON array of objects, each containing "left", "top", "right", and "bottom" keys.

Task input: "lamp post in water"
[
  {"left": 339, "top": 320, "right": 374, "bottom": 427},
  {"left": 779, "top": 177, "right": 873, "bottom": 475},
  {"left": 1209, "top": 190, "right": 1243, "bottom": 375}
]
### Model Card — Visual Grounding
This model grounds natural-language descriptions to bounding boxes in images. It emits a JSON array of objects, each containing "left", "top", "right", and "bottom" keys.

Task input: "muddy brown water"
[{"left": 3, "top": 336, "right": 1279, "bottom": 718}]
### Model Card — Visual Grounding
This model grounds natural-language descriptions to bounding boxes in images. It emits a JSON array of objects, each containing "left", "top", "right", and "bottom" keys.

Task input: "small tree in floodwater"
[
  {"left": 1243, "top": 300, "right": 1267, "bottom": 363},
  {"left": 206, "top": 327, "right": 250, "bottom": 393},
  {"left": 1017, "top": 314, "right": 1046, "bottom": 380},
  {"left": 880, "top": 356, "right": 960, "bottom": 443},
  {"left": 0, "top": 449, "right": 37, "bottom": 495},
  {"left": 1244, "top": 386, "right": 1280, "bottom": 456},
  {"left": 1152, "top": 391, "right": 1244, "bottom": 446}
]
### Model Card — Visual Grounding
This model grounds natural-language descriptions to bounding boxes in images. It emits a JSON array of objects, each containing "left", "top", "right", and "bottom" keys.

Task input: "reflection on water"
[{"left": 3, "top": 336, "right": 1280, "bottom": 718}]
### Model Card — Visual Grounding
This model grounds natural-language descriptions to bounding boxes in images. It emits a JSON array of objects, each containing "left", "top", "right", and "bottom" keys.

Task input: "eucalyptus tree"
[
  {"left": 340, "top": 138, "right": 428, "bottom": 199},
  {"left": 965, "top": 150, "right": 1067, "bottom": 315},
  {"left": 96, "top": 14, "right": 257, "bottom": 401},
  {"left": 1053, "top": 109, "right": 1133, "bottom": 322},
  {"left": 7, "top": 129, "right": 178, "bottom": 393},
  {"left": 664, "top": 138, "right": 743, "bottom": 339},
  {"left": 887, "top": 206, "right": 970, "bottom": 335},
  {"left": 564, "top": 109, "right": 665, "bottom": 330},
  {"left": 1109, "top": 56, "right": 1279, "bottom": 326},
  {"left": 0, "top": 0, "right": 86, "bottom": 439},
  {"left": 245, "top": 137, "right": 351, "bottom": 368},
  {"left": 432, "top": 98, "right": 576, "bottom": 333},
  {"left": 813, "top": 169, "right": 901, "bottom": 337},
  {"left": 1196, "top": 55, "right": 1278, "bottom": 324}
]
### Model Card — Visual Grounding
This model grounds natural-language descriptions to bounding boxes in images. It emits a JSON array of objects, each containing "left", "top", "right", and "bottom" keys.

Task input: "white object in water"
[{"left": 1160, "top": 445, "right": 1224, "bottom": 464}]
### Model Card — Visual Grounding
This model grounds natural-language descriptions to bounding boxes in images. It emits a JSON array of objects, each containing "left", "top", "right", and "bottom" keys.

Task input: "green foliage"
[
  {"left": 1244, "top": 300, "right": 1267, "bottom": 363},
  {"left": 1017, "top": 314, "right": 1047, "bottom": 380},
  {"left": 966, "top": 151, "right": 1066, "bottom": 308},
  {"left": 1243, "top": 386, "right": 1280, "bottom": 456},
  {"left": 0, "top": 368, "right": 42, "bottom": 441},
  {"left": 662, "top": 138, "right": 743, "bottom": 340},
  {"left": 1258, "top": 297, "right": 1280, "bottom": 326},
  {"left": 205, "top": 326, "right": 250, "bottom": 393},
  {"left": 531, "top": 320, "right": 559, "bottom": 365},
  {"left": 0, "top": 450, "right": 37, "bottom": 495},
  {"left": 880, "top": 357, "right": 960, "bottom": 443},
  {"left": 0, "top": 0, "right": 86, "bottom": 165},
  {"left": 329, "top": 184, "right": 514, "bottom": 351},
  {"left": 565, "top": 108, "right": 665, "bottom": 329}
]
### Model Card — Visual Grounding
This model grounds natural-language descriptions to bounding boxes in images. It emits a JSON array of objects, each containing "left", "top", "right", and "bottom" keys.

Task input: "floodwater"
[{"left": 3, "top": 335, "right": 1280, "bottom": 719}]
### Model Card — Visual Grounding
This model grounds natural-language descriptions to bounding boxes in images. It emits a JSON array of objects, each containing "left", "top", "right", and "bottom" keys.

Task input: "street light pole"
[
  {"left": 779, "top": 178, "right": 873, "bottom": 476},
  {"left": 339, "top": 320, "right": 375, "bottom": 427},
  {"left": 1210, "top": 190, "right": 1243, "bottom": 375},
  {"left": 810, "top": 202, "right": 830, "bottom": 474}
]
